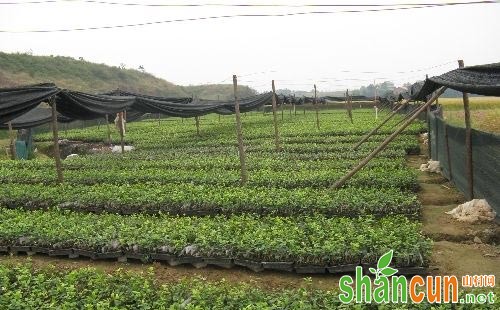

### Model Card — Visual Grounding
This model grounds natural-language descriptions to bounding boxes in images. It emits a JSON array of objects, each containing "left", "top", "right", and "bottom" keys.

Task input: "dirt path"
[{"left": 407, "top": 153, "right": 500, "bottom": 283}]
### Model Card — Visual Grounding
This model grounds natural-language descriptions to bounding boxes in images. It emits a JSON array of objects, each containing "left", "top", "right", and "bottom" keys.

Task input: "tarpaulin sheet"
[
  {"left": 0, "top": 83, "right": 60, "bottom": 124},
  {"left": 0, "top": 106, "right": 73, "bottom": 130},
  {"left": 413, "top": 63, "right": 500, "bottom": 101}
]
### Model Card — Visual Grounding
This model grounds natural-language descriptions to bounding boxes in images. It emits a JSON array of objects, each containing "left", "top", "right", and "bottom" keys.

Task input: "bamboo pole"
[
  {"left": 50, "top": 97, "right": 64, "bottom": 183},
  {"left": 119, "top": 112, "right": 125, "bottom": 153},
  {"left": 458, "top": 59, "right": 474, "bottom": 199},
  {"left": 314, "top": 84, "right": 319, "bottom": 129},
  {"left": 444, "top": 123, "right": 453, "bottom": 180},
  {"left": 105, "top": 114, "right": 111, "bottom": 145},
  {"left": 233, "top": 75, "right": 248, "bottom": 184},
  {"left": 332, "top": 87, "right": 446, "bottom": 189},
  {"left": 271, "top": 80, "right": 281, "bottom": 151},
  {"left": 353, "top": 100, "right": 408, "bottom": 150},
  {"left": 7, "top": 121, "right": 16, "bottom": 160}
]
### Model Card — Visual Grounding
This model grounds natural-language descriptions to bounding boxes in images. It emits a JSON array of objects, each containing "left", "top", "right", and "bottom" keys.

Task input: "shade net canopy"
[
  {"left": 55, "top": 91, "right": 136, "bottom": 120},
  {"left": 0, "top": 106, "right": 73, "bottom": 130},
  {"left": 413, "top": 62, "right": 500, "bottom": 101},
  {"left": 0, "top": 83, "right": 60, "bottom": 124}
]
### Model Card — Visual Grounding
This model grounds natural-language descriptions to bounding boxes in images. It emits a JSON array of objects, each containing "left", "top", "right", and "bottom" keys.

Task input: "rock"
[
  {"left": 474, "top": 236, "right": 482, "bottom": 244},
  {"left": 65, "top": 154, "right": 79, "bottom": 160},
  {"left": 111, "top": 145, "right": 134, "bottom": 153}
]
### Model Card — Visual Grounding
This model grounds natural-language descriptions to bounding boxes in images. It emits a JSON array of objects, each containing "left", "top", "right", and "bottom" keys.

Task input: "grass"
[{"left": 438, "top": 97, "right": 500, "bottom": 133}]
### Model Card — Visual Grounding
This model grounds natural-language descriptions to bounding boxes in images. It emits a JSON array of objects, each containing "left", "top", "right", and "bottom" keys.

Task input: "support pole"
[
  {"left": 195, "top": 116, "right": 200, "bottom": 136},
  {"left": 332, "top": 87, "right": 446, "bottom": 189},
  {"left": 50, "top": 97, "right": 64, "bottom": 184},
  {"left": 233, "top": 75, "right": 248, "bottom": 185},
  {"left": 158, "top": 113, "right": 161, "bottom": 126},
  {"left": 444, "top": 124, "right": 453, "bottom": 181},
  {"left": 119, "top": 112, "right": 125, "bottom": 153},
  {"left": 353, "top": 100, "right": 408, "bottom": 150},
  {"left": 314, "top": 84, "right": 319, "bottom": 129},
  {"left": 7, "top": 121, "right": 16, "bottom": 160},
  {"left": 458, "top": 59, "right": 474, "bottom": 199},
  {"left": 271, "top": 80, "right": 281, "bottom": 151},
  {"left": 105, "top": 114, "right": 111, "bottom": 145}
]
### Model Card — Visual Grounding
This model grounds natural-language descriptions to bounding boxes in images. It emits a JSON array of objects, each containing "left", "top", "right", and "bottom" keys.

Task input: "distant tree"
[
  {"left": 119, "top": 63, "right": 126, "bottom": 69},
  {"left": 138, "top": 65, "right": 145, "bottom": 72},
  {"left": 79, "top": 57, "right": 85, "bottom": 61}
]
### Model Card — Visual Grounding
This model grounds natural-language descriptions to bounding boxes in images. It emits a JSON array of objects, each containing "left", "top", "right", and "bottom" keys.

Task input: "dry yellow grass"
[{"left": 438, "top": 97, "right": 500, "bottom": 134}]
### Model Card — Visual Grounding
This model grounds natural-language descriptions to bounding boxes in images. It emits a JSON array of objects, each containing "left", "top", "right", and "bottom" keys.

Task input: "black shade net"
[
  {"left": 0, "top": 83, "right": 60, "bottom": 124},
  {"left": 412, "top": 62, "right": 500, "bottom": 101}
]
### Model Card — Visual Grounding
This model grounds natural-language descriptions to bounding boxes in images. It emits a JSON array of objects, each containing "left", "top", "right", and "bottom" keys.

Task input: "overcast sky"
[{"left": 1, "top": 0, "right": 499, "bottom": 92}]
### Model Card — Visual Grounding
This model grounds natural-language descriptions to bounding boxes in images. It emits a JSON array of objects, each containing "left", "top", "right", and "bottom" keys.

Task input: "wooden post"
[
  {"left": 105, "top": 114, "right": 111, "bottom": 145},
  {"left": 293, "top": 103, "right": 296, "bottom": 116},
  {"left": 332, "top": 87, "right": 446, "bottom": 189},
  {"left": 7, "top": 121, "right": 16, "bottom": 160},
  {"left": 50, "top": 97, "right": 64, "bottom": 183},
  {"left": 233, "top": 75, "right": 248, "bottom": 184},
  {"left": 158, "top": 113, "right": 161, "bottom": 126},
  {"left": 119, "top": 112, "right": 125, "bottom": 153},
  {"left": 458, "top": 59, "right": 474, "bottom": 199},
  {"left": 353, "top": 100, "right": 408, "bottom": 150},
  {"left": 218, "top": 114, "right": 221, "bottom": 122},
  {"left": 314, "top": 84, "right": 319, "bottom": 129},
  {"left": 281, "top": 104, "right": 284, "bottom": 120},
  {"left": 123, "top": 110, "right": 127, "bottom": 132},
  {"left": 271, "top": 80, "right": 281, "bottom": 151},
  {"left": 195, "top": 116, "right": 200, "bottom": 136}
]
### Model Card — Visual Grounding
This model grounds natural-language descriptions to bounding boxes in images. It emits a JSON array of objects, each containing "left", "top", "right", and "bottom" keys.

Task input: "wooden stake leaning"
[
  {"left": 233, "top": 75, "right": 248, "bottom": 185},
  {"left": 7, "top": 121, "right": 16, "bottom": 160},
  {"left": 332, "top": 87, "right": 446, "bottom": 189},
  {"left": 353, "top": 100, "right": 408, "bottom": 150},
  {"left": 271, "top": 80, "right": 281, "bottom": 151},
  {"left": 458, "top": 59, "right": 474, "bottom": 199},
  {"left": 314, "top": 84, "right": 319, "bottom": 129},
  {"left": 50, "top": 97, "right": 64, "bottom": 184}
]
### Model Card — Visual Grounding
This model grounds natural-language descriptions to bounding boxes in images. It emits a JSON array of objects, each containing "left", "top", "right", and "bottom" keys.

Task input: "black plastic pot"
[
  {"left": 170, "top": 256, "right": 203, "bottom": 267},
  {"left": 202, "top": 257, "right": 234, "bottom": 269},
  {"left": 234, "top": 259, "right": 264, "bottom": 272},
  {"left": 30, "top": 246, "right": 49, "bottom": 254},
  {"left": 327, "top": 264, "right": 358, "bottom": 274},
  {"left": 73, "top": 249, "right": 97, "bottom": 259},
  {"left": 295, "top": 265, "right": 327, "bottom": 274},
  {"left": 150, "top": 253, "right": 175, "bottom": 262},
  {"left": 10, "top": 246, "right": 32, "bottom": 254},
  {"left": 262, "top": 262, "right": 294, "bottom": 272},
  {"left": 95, "top": 251, "right": 123, "bottom": 259},
  {"left": 124, "top": 252, "right": 151, "bottom": 263},
  {"left": 48, "top": 248, "right": 73, "bottom": 256}
]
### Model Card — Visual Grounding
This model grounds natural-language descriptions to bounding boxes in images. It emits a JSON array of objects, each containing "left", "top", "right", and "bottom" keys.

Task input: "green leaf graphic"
[
  {"left": 380, "top": 267, "right": 398, "bottom": 277},
  {"left": 377, "top": 250, "right": 393, "bottom": 270},
  {"left": 369, "top": 267, "right": 377, "bottom": 274}
]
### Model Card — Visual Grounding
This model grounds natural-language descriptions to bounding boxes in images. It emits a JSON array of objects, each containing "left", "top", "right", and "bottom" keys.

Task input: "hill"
[{"left": 0, "top": 52, "right": 257, "bottom": 99}]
